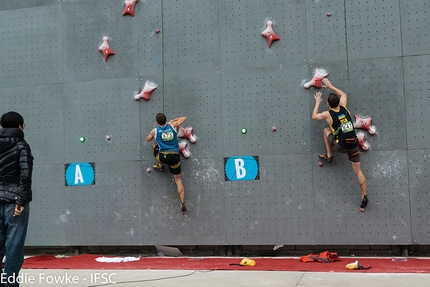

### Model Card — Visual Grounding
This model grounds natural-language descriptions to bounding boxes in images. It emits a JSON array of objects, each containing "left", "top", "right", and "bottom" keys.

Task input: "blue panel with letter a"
[{"left": 65, "top": 162, "right": 95, "bottom": 186}]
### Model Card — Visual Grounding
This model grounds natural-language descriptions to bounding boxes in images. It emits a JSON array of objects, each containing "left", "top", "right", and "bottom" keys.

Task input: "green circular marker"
[
  {"left": 241, "top": 128, "right": 247, "bottom": 134},
  {"left": 79, "top": 136, "right": 85, "bottom": 142}
]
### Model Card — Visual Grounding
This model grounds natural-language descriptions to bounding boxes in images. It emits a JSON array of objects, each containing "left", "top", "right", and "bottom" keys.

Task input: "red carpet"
[{"left": 22, "top": 254, "right": 430, "bottom": 273}]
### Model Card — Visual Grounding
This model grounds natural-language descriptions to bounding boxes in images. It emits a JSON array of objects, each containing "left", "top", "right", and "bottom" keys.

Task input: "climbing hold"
[
  {"left": 179, "top": 140, "right": 191, "bottom": 158},
  {"left": 134, "top": 80, "right": 158, "bottom": 101},
  {"left": 354, "top": 114, "right": 377, "bottom": 135},
  {"left": 356, "top": 131, "right": 370, "bottom": 151},
  {"left": 261, "top": 20, "right": 280, "bottom": 48},
  {"left": 178, "top": 126, "right": 197, "bottom": 143},
  {"left": 98, "top": 36, "right": 115, "bottom": 62},
  {"left": 122, "top": 0, "right": 138, "bottom": 17},
  {"left": 304, "top": 68, "right": 329, "bottom": 89}
]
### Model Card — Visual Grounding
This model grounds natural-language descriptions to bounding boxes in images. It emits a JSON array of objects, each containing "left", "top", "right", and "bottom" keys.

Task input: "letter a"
[
  {"left": 74, "top": 164, "right": 84, "bottom": 184},
  {"left": 234, "top": 158, "right": 246, "bottom": 179}
]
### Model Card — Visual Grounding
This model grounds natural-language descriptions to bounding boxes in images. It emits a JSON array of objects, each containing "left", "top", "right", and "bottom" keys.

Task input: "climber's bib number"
[
  {"left": 341, "top": 122, "right": 353, "bottom": 133},
  {"left": 161, "top": 131, "right": 174, "bottom": 141}
]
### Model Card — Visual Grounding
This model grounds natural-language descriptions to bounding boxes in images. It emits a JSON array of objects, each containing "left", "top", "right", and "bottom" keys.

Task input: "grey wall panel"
[
  {"left": 404, "top": 55, "right": 430, "bottom": 150},
  {"left": 137, "top": 0, "right": 162, "bottom": 77},
  {"left": 364, "top": 150, "right": 411, "bottom": 244},
  {"left": 306, "top": 0, "right": 347, "bottom": 64},
  {"left": 348, "top": 57, "right": 406, "bottom": 151},
  {"left": 221, "top": 64, "right": 311, "bottom": 156},
  {"left": 220, "top": 0, "right": 308, "bottom": 72},
  {"left": 408, "top": 150, "right": 430, "bottom": 244},
  {"left": 140, "top": 157, "right": 226, "bottom": 245},
  {"left": 400, "top": 0, "right": 430, "bottom": 56},
  {"left": 64, "top": 78, "right": 141, "bottom": 163},
  {"left": 0, "top": 5, "right": 62, "bottom": 88},
  {"left": 0, "top": 84, "right": 64, "bottom": 164},
  {"left": 315, "top": 150, "right": 411, "bottom": 244},
  {"left": 162, "top": 70, "right": 223, "bottom": 158},
  {"left": 180, "top": 156, "right": 226, "bottom": 244},
  {"left": 225, "top": 154, "right": 315, "bottom": 245},
  {"left": 64, "top": 161, "right": 143, "bottom": 245},
  {"left": 26, "top": 164, "right": 67, "bottom": 246},
  {"left": 61, "top": 0, "right": 91, "bottom": 3},
  {"left": 62, "top": 0, "right": 139, "bottom": 83},
  {"left": 0, "top": 0, "right": 58, "bottom": 11},
  {"left": 162, "top": 0, "right": 221, "bottom": 75},
  {"left": 346, "top": 0, "right": 402, "bottom": 61}
]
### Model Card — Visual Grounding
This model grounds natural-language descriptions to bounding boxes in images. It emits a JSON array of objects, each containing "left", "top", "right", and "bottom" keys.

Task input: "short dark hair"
[
  {"left": 327, "top": 93, "right": 340, "bottom": 108},
  {"left": 156, "top": 113, "right": 167, "bottom": 125},
  {"left": 1, "top": 111, "right": 24, "bottom": 128}
]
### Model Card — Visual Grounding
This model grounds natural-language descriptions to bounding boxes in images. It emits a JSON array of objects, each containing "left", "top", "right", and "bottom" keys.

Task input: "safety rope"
[
  {"left": 161, "top": 0, "right": 165, "bottom": 113},
  {"left": 343, "top": 0, "right": 351, "bottom": 105}
]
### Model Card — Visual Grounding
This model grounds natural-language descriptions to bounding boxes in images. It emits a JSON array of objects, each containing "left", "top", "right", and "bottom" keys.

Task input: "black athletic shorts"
[
  {"left": 153, "top": 145, "right": 181, "bottom": 175},
  {"left": 328, "top": 134, "right": 360, "bottom": 163}
]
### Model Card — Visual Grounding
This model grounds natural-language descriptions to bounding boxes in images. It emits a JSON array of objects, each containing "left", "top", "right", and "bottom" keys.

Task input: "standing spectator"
[{"left": 0, "top": 111, "right": 33, "bottom": 286}]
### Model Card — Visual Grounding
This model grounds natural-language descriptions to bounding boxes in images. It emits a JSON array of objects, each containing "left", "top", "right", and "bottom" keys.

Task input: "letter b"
[{"left": 234, "top": 159, "right": 246, "bottom": 179}]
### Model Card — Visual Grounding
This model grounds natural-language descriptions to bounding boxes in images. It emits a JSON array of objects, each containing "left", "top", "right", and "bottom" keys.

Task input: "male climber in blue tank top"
[
  {"left": 146, "top": 113, "right": 187, "bottom": 214},
  {"left": 311, "top": 78, "right": 368, "bottom": 211}
]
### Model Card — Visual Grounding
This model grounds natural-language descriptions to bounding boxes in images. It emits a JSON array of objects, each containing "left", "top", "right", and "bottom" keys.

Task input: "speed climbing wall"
[{"left": 0, "top": 0, "right": 429, "bottom": 247}]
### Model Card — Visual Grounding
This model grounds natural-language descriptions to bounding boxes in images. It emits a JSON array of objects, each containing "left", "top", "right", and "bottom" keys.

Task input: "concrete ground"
[{"left": 16, "top": 269, "right": 430, "bottom": 287}]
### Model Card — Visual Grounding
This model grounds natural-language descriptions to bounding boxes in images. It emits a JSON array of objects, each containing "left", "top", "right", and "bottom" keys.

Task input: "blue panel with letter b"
[{"left": 224, "top": 156, "right": 260, "bottom": 181}]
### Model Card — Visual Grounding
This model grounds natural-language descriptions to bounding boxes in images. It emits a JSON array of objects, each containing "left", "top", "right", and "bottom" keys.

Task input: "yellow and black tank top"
[{"left": 329, "top": 106, "right": 357, "bottom": 147}]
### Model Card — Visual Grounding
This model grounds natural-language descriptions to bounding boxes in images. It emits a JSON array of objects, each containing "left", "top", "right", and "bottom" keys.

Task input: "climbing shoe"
[
  {"left": 360, "top": 195, "right": 369, "bottom": 208},
  {"left": 152, "top": 164, "right": 164, "bottom": 171}
]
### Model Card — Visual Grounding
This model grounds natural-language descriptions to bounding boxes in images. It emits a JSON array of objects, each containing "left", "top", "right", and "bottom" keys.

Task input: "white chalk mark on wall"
[
  {"left": 191, "top": 157, "right": 220, "bottom": 185},
  {"left": 55, "top": 209, "right": 71, "bottom": 224}
]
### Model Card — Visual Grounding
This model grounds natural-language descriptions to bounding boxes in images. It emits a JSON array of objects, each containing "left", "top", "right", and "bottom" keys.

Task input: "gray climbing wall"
[{"left": 0, "top": 0, "right": 428, "bottom": 246}]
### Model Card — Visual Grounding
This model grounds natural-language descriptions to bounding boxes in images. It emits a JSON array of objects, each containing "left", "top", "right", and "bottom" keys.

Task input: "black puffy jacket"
[{"left": 0, "top": 128, "right": 33, "bottom": 206}]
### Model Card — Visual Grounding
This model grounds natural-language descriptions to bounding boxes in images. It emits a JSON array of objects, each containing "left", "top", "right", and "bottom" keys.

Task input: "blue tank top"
[{"left": 155, "top": 124, "right": 179, "bottom": 152}]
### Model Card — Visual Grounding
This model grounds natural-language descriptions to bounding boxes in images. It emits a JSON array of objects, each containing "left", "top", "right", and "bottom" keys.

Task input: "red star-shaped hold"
[
  {"left": 134, "top": 81, "right": 158, "bottom": 101},
  {"left": 261, "top": 20, "right": 280, "bottom": 48},
  {"left": 122, "top": 0, "right": 138, "bottom": 17},
  {"left": 178, "top": 126, "right": 197, "bottom": 143},
  {"left": 354, "top": 114, "right": 377, "bottom": 134},
  {"left": 356, "top": 131, "right": 370, "bottom": 151},
  {"left": 304, "top": 68, "right": 329, "bottom": 89},
  {"left": 179, "top": 140, "right": 191, "bottom": 158},
  {"left": 98, "top": 36, "right": 115, "bottom": 62}
]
